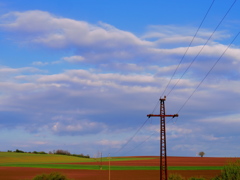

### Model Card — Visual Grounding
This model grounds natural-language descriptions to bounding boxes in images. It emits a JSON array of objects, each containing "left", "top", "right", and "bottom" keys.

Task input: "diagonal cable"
[
  {"left": 161, "top": 0, "right": 216, "bottom": 97},
  {"left": 177, "top": 31, "right": 240, "bottom": 114},
  {"left": 113, "top": 117, "right": 149, "bottom": 155},
  {"left": 167, "top": 0, "right": 237, "bottom": 96}
]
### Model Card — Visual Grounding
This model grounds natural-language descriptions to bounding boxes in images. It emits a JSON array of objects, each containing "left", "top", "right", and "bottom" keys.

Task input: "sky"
[{"left": 0, "top": 0, "right": 240, "bottom": 157}]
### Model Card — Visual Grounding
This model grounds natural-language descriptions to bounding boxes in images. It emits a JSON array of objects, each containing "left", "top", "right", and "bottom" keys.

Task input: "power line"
[
  {"left": 110, "top": 0, "right": 237, "bottom": 157},
  {"left": 112, "top": 99, "right": 160, "bottom": 155},
  {"left": 122, "top": 132, "right": 156, "bottom": 155},
  {"left": 161, "top": 0, "right": 216, "bottom": 97},
  {"left": 166, "top": 0, "right": 237, "bottom": 97},
  {"left": 177, "top": 31, "right": 240, "bottom": 114},
  {"left": 121, "top": 116, "right": 176, "bottom": 155},
  {"left": 113, "top": 0, "right": 223, "bottom": 155},
  {"left": 113, "top": 117, "right": 149, "bottom": 155}
]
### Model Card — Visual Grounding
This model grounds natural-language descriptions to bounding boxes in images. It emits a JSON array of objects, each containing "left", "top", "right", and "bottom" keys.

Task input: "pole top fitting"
[
  {"left": 173, "top": 114, "right": 179, "bottom": 118},
  {"left": 160, "top": 96, "right": 166, "bottom": 101}
]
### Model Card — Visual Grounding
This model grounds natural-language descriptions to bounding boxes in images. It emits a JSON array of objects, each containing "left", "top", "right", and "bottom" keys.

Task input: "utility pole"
[
  {"left": 147, "top": 96, "right": 178, "bottom": 180},
  {"left": 108, "top": 153, "right": 111, "bottom": 180},
  {"left": 100, "top": 152, "right": 102, "bottom": 170}
]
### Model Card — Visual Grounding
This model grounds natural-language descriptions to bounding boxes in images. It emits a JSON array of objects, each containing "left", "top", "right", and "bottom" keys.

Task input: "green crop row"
[{"left": 0, "top": 162, "right": 224, "bottom": 171}]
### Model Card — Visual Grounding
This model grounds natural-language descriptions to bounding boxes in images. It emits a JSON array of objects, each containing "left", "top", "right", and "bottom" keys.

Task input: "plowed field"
[{"left": 0, "top": 156, "right": 239, "bottom": 180}]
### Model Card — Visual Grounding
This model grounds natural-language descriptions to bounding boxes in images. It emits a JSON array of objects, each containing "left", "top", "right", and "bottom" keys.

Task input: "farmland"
[{"left": 0, "top": 152, "right": 239, "bottom": 180}]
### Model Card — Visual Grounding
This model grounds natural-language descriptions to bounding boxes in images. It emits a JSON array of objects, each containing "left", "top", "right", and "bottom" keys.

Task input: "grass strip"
[
  {"left": 0, "top": 163, "right": 159, "bottom": 170},
  {"left": 98, "top": 157, "right": 156, "bottom": 162},
  {"left": 0, "top": 163, "right": 224, "bottom": 171}
]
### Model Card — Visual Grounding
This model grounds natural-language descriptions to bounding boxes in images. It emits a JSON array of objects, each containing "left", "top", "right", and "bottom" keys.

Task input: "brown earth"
[
  {"left": 68, "top": 156, "right": 239, "bottom": 167},
  {"left": 0, "top": 168, "right": 160, "bottom": 180},
  {"left": 0, "top": 156, "right": 239, "bottom": 180}
]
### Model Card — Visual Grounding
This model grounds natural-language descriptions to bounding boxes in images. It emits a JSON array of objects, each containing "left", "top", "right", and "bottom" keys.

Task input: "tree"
[
  {"left": 15, "top": 149, "right": 24, "bottom": 153},
  {"left": 198, "top": 151, "right": 205, "bottom": 157},
  {"left": 54, "top": 149, "right": 70, "bottom": 155}
]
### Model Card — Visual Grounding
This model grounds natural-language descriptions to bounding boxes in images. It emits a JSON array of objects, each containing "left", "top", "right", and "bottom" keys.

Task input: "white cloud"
[
  {"left": 33, "top": 141, "right": 48, "bottom": 145},
  {"left": 51, "top": 120, "right": 107, "bottom": 135},
  {"left": 1, "top": 10, "right": 239, "bottom": 67},
  {"left": 0, "top": 10, "right": 152, "bottom": 49},
  {"left": 143, "top": 25, "right": 229, "bottom": 42},
  {"left": 202, "top": 134, "right": 221, "bottom": 141},
  {"left": 97, "top": 139, "right": 123, "bottom": 148},
  {"left": 199, "top": 114, "right": 240, "bottom": 124},
  {"left": 32, "top": 61, "right": 49, "bottom": 66},
  {"left": 167, "top": 125, "right": 193, "bottom": 135},
  {"left": 0, "top": 66, "right": 41, "bottom": 75},
  {"left": 63, "top": 55, "right": 85, "bottom": 63}
]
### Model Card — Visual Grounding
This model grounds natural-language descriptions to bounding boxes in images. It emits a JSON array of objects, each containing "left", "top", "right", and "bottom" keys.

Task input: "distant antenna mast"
[{"left": 147, "top": 96, "right": 178, "bottom": 180}]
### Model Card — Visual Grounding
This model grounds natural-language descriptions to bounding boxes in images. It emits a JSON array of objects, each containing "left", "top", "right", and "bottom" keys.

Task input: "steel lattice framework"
[{"left": 147, "top": 96, "right": 178, "bottom": 180}]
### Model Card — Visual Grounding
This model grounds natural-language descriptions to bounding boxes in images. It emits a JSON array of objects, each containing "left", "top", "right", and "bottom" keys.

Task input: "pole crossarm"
[{"left": 147, "top": 114, "right": 178, "bottom": 118}]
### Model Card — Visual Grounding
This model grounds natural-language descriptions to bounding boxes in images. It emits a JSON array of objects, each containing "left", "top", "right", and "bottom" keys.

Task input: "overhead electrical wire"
[
  {"left": 166, "top": 0, "right": 237, "bottom": 97},
  {"left": 112, "top": 100, "right": 161, "bottom": 155},
  {"left": 111, "top": 0, "right": 237, "bottom": 156},
  {"left": 161, "top": 0, "right": 216, "bottom": 97},
  {"left": 112, "top": 117, "right": 150, "bottom": 155},
  {"left": 152, "top": 0, "right": 217, "bottom": 119},
  {"left": 177, "top": 31, "right": 240, "bottom": 114},
  {"left": 125, "top": 0, "right": 237, "bottom": 155},
  {"left": 122, "top": 132, "right": 156, "bottom": 155},
  {"left": 121, "top": 116, "right": 177, "bottom": 155},
  {"left": 111, "top": 0, "right": 216, "bottom": 155}
]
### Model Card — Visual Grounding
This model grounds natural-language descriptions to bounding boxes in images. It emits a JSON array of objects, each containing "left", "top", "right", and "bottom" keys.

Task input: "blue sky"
[{"left": 0, "top": 0, "right": 240, "bottom": 157}]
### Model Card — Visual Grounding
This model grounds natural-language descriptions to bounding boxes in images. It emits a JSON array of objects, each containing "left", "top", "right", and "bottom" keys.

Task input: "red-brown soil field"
[
  {"left": 0, "top": 156, "right": 239, "bottom": 180},
  {"left": 68, "top": 156, "right": 239, "bottom": 167}
]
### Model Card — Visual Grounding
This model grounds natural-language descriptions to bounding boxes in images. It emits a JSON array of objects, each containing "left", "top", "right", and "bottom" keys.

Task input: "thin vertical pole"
[
  {"left": 108, "top": 153, "right": 111, "bottom": 180},
  {"left": 100, "top": 152, "right": 103, "bottom": 170},
  {"left": 160, "top": 97, "right": 167, "bottom": 180}
]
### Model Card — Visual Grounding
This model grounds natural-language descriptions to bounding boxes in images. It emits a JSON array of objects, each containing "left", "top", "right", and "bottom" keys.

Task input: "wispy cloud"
[{"left": 63, "top": 55, "right": 85, "bottom": 63}]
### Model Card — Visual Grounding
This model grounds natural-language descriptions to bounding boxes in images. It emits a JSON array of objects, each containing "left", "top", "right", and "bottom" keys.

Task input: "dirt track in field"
[{"left": 0, "top": 156, "right": 239, "bottom": 180}]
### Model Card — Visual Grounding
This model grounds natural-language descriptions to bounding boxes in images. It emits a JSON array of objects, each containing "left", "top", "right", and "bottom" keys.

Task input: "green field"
[
  {"left": 0, "top": 152, "right": 93, "bottom": 163},
  {"left": 0, "top": 152, "right": 224, "bottom": 171}
]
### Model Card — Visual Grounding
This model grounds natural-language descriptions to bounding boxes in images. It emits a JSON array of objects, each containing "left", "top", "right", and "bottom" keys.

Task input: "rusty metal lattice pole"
[
  {"left": 160, "top": 97, "right": 167, "bottom": 180},
  {"left": 147, "top": 96, "right": 178, "bottom": 180}
]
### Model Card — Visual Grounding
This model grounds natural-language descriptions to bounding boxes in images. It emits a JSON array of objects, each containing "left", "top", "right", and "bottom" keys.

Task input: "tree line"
[{"left": 7, "top": 149, "right": 90, "bottom": 158}]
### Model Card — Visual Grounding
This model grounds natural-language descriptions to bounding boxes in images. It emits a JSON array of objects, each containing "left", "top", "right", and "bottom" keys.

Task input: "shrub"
[
  {"left": 211, "top": 160, "right": 240, "bottom": 180},
  {"left": 32, "top": 172, "right": 72, "bottom": 180},
  {"left": 168, "top": 174, "right": 185, "bottom": 180},
  {"left": 54, "top": 149, "right": 71, "bottom": 155},
  {"left": 38, "top": 151, "right": 47, "bottom": 154},
  {"left": 72, "top": 154, "right": 90, "bottom": 158},
  {"left": 188, "top": 178, "right": 206, "bottom": 180},
  {"left": 15, "top": 149, "right": 24, "bottom": 153},
  {"left": 52, "top": 149, "right": 90, "bottom": 158}
]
